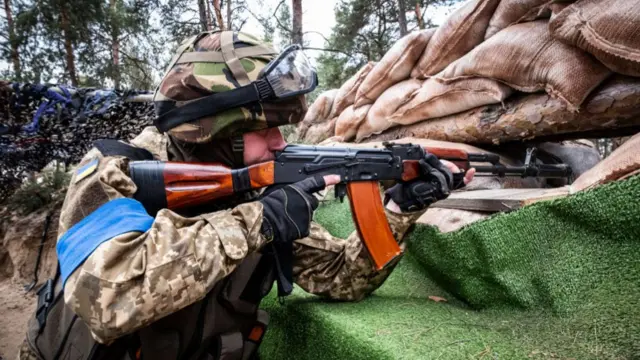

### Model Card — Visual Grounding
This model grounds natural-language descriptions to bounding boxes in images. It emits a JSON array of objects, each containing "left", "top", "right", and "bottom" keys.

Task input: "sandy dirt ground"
[
  {"left": 0, "top": 204, "right": 60, "bottom": 360},
  {"left": 0, "top": 280, "right": 36, "bottom": 359}
]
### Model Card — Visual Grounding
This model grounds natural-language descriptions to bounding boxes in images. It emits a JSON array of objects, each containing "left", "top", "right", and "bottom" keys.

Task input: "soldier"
[{"left": 19, "top": 31, "right": 474, "bottom": 360}]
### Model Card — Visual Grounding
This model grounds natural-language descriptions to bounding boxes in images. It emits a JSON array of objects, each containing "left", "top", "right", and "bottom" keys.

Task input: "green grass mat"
[{"left": 260, "top": 177, "right": 640, "bottom": 360}]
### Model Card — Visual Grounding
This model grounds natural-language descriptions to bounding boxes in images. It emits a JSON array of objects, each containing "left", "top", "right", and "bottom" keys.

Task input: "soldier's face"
[{"left": 243, "top": 127, "right": 287, "bottom": 165}]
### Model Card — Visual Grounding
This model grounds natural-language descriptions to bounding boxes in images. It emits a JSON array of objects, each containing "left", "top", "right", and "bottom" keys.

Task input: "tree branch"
[
  {"left": 234, "top": 5, "right": 267, "bottom": 30},
  {"left": 273, "top": 0, "right": 293, "bottom": 35},
  {"left": 302, "top": 46, "right": 354, "bottom": 58},
  {"left": 302, "top": 30, "right": 331, "bottom": 45},
  {"left": 236, "top": 17, "right": 248, "bottom": 31}
]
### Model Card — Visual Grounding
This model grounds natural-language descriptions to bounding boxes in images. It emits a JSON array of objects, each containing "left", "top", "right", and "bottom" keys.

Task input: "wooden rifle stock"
[
  {"left": 401, "top": 148, "right": 470, "bottom": 182},
  {"left": 130, "top": 160, "right": 276, "bottom": 213},
  {"left": 163, "top": 161, "right": 276, "bottom": 209}
]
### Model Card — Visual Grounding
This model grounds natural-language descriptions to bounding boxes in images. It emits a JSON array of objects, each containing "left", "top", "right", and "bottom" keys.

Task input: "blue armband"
[{"left": 56, "top": 198, "right": 154, "bottom": 284}]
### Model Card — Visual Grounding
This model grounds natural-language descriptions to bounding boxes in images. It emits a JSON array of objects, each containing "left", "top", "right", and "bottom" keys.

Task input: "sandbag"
[
  {"left": 297, "top": 89, "right": 339, "bottom": 140},
  {"left": 363, "top": 76, "right": 640, "bottom": 145},
  {"left": 334, "top": 105, "right": 371, "bottom": 142},
  {"left": 303, "top": 118, "right": 337, "bottom": 144},
  {"left": 548, "top": 2, "right": 571, "bottom": 20},
  {"left": 484, "top": 0, "right": 573, "bottom": 39},
  {"left": 388, "top": 78, "right": 513, "bottom": 126},
  {"left": 354, "top": 29, "right": 435, "bottom": 108},
  {"left": 355, "top": 79, "right": 423, "bottom": 142},
  {"left": 550, "top": 0, "right": 640, "bottom": 77},
  {"left": 571, "top": 132, "right": 640, "bottom": 193},
  {"left": 330, "top": 62, "right": 376, "bottom": 118},
  {"left": 411, "top": 0, "right": 501, "bottom": 78},
  {"left": 418, "top": 208, "right": 490, "bottom": 233},
  {"left": 436, "top": 20, "right": 611, "bottom": 110}
]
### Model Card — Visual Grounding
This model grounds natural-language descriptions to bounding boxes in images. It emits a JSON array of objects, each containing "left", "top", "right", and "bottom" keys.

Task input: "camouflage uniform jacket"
[{"left": 52, "top": 126, "right": 425, "bottom": 345}]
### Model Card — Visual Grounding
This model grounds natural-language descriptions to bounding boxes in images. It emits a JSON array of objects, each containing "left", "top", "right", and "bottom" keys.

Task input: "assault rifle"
[{"left": 129, "top": 143, "right": 571, "bottom": 271}]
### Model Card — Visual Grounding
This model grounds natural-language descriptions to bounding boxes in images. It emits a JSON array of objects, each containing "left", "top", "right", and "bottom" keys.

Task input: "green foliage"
[
  {"left": 83, "top": 0, "right": 163, "bottom": 89},
  {"left": 316, "top": 0, "right": 459, "bottom": 90},
  {"left": 1, "top": 0, "right": 162, "bottom": 87},
  {"left": 7, "top": 164, "right": 71, "bottom": 215},
  {"left": 275, "top": 1, "right": 292, "bottom": 48}
]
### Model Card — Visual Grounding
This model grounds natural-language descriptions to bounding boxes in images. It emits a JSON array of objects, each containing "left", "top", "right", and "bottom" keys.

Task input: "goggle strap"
[
  {"left": 255, "top": 80, "right": 274, "bottom": 101},
  {"left": 154, "top": 80, "right": 273, "bottom": 133}
]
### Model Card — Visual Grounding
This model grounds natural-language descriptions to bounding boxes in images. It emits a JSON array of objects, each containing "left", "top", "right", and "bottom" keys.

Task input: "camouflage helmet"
[{"left": 153, "top": 30, "right": 308, "bottom": 143}]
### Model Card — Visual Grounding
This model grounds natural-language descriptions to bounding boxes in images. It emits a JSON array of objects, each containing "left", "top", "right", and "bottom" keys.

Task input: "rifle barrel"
[{"left": 473, "top": 164, "right": 572, "bottom": 178}]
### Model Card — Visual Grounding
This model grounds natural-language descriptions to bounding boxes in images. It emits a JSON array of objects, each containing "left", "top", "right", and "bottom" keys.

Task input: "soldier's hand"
[
  {"left": 440, "top": 159, "right": 475, "bottom": 189},
  {"left": 384, "top": 153, "right": 467, "bottom": 213},
  {"left": 259, "top": 175, "right": 336, "bottom": 244}
]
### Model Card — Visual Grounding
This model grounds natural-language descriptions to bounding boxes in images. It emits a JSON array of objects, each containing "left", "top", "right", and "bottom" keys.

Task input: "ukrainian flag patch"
[{"left": 74, "top": 158, "right": 98, "bottom": 183}]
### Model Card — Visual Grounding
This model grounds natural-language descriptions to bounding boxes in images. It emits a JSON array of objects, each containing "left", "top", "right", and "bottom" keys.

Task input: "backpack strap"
[
  {"left": 93, "top": 139, "right": 154, "bottom": 161},
  {"left": 35, "top": 264, "right": 60, "bottom": 331},
  {"left": 242, "top": 310, "right": 269, "bottom": 360}
]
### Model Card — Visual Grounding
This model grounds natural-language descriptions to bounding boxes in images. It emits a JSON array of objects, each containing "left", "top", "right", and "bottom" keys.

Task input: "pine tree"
[
  {"left": 276, "top": 1, "right": 292, "bottom": 47},
  {"left": 291, "top": 0, "right": 302, "bottom": 45},
  {"left": 6, "top": 0, "right": 105, "bottom": 85},
  {"left": 397, "top": 0, "right": 408, "bottom": 36},
  {"left": 97, "top": 0, "right": 161, "bottom": 89},
  {"left": 316, "top": 0, "right": 458, "bottom": 90},
  {"left": 1, "top": 0, "right": 22, "bottom": 79}
]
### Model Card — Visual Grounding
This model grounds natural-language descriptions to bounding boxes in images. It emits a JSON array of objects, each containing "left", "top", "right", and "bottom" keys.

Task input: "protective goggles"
[{"left": 155, "top": 44, "right": 318, "bottom": 133}]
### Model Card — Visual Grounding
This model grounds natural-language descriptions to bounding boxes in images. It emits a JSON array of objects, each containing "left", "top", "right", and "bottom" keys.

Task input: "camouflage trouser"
[{"left": 16, "top": 339, "right": 37, "bottom": 360}]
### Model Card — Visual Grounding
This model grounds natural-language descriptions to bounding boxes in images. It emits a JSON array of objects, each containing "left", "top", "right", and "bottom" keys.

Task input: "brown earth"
[
  {"left": 0, "top": 203, "right": 60, "bottom": 359},
  {"left": 0, "top": 280, "right": 37, "bottom": 359}
]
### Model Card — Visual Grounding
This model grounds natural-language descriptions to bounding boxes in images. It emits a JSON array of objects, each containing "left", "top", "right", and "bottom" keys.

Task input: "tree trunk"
[
  {"left": 226, "top": 0, "right": 232, "bottom": 30},
  {"left": 197, "top": 0, "right": 208, "bottom": 31},
  {"left": 110, "top": 0, "right": 120, "bottom": 89},
  {"left": 397, "top": 0, "right": 408, "bottom": 36},
  {"left": 213, "top": 0, "right": 225, "bottom": 30},
  {"left": 59, "top": 4, "right": 78, "bottom": 86},
  {"left": 205, "top": 0, "right": 213, "bottom": 30},
  {"left": 3, "top": 0, "right": 21, "bottom": 79},
  {"left": 364, "top": 76, "right": 640, "bottom": 145},
  {"left": 415, "top": 2, "right": 424, "bottom": 29},
  {"left": 292, "top": 0, "right": 303, "bottom": 45}
]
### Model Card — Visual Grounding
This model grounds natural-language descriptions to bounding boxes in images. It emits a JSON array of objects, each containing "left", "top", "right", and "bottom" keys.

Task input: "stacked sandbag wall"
[{"left": 299, "top": 0, "right": 640, "bottom": 145}]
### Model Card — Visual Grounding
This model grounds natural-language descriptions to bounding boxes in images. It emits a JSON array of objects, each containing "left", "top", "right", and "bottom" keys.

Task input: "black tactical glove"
[
  {"left": 384, "top": 153, "right": 454, "bottom": 212},
  {"left": 259, "top": 176, "right": 326, "bottom": 244}
]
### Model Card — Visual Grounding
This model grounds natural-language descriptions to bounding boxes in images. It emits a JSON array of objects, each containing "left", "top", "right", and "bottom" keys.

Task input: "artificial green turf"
[{"left": 259, "top": 176, "right": 640, "bottom": 360}]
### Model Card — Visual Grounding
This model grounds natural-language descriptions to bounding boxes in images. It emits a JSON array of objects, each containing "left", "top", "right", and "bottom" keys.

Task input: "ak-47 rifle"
[{"left": 129, "top": 143, "right": 571, "bottom": 271}]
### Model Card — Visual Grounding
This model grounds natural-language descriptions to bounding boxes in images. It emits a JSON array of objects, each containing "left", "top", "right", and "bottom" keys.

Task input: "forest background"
[{"left": 0, "top": 0, "right": 462, "bottom": 100}]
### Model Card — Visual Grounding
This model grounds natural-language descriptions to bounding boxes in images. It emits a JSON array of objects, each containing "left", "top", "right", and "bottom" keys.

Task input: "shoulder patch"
[{"left": 74, "top": 158, "right": 98, "bottom": 183}]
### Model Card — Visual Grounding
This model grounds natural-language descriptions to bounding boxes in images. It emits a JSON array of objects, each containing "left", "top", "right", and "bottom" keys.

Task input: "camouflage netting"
[
  {"left": 299, "top": 0, "right": 640, "bottom": 145},
  {"left": 0, "top": 82, "right": 154, "bottom": 202}
]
